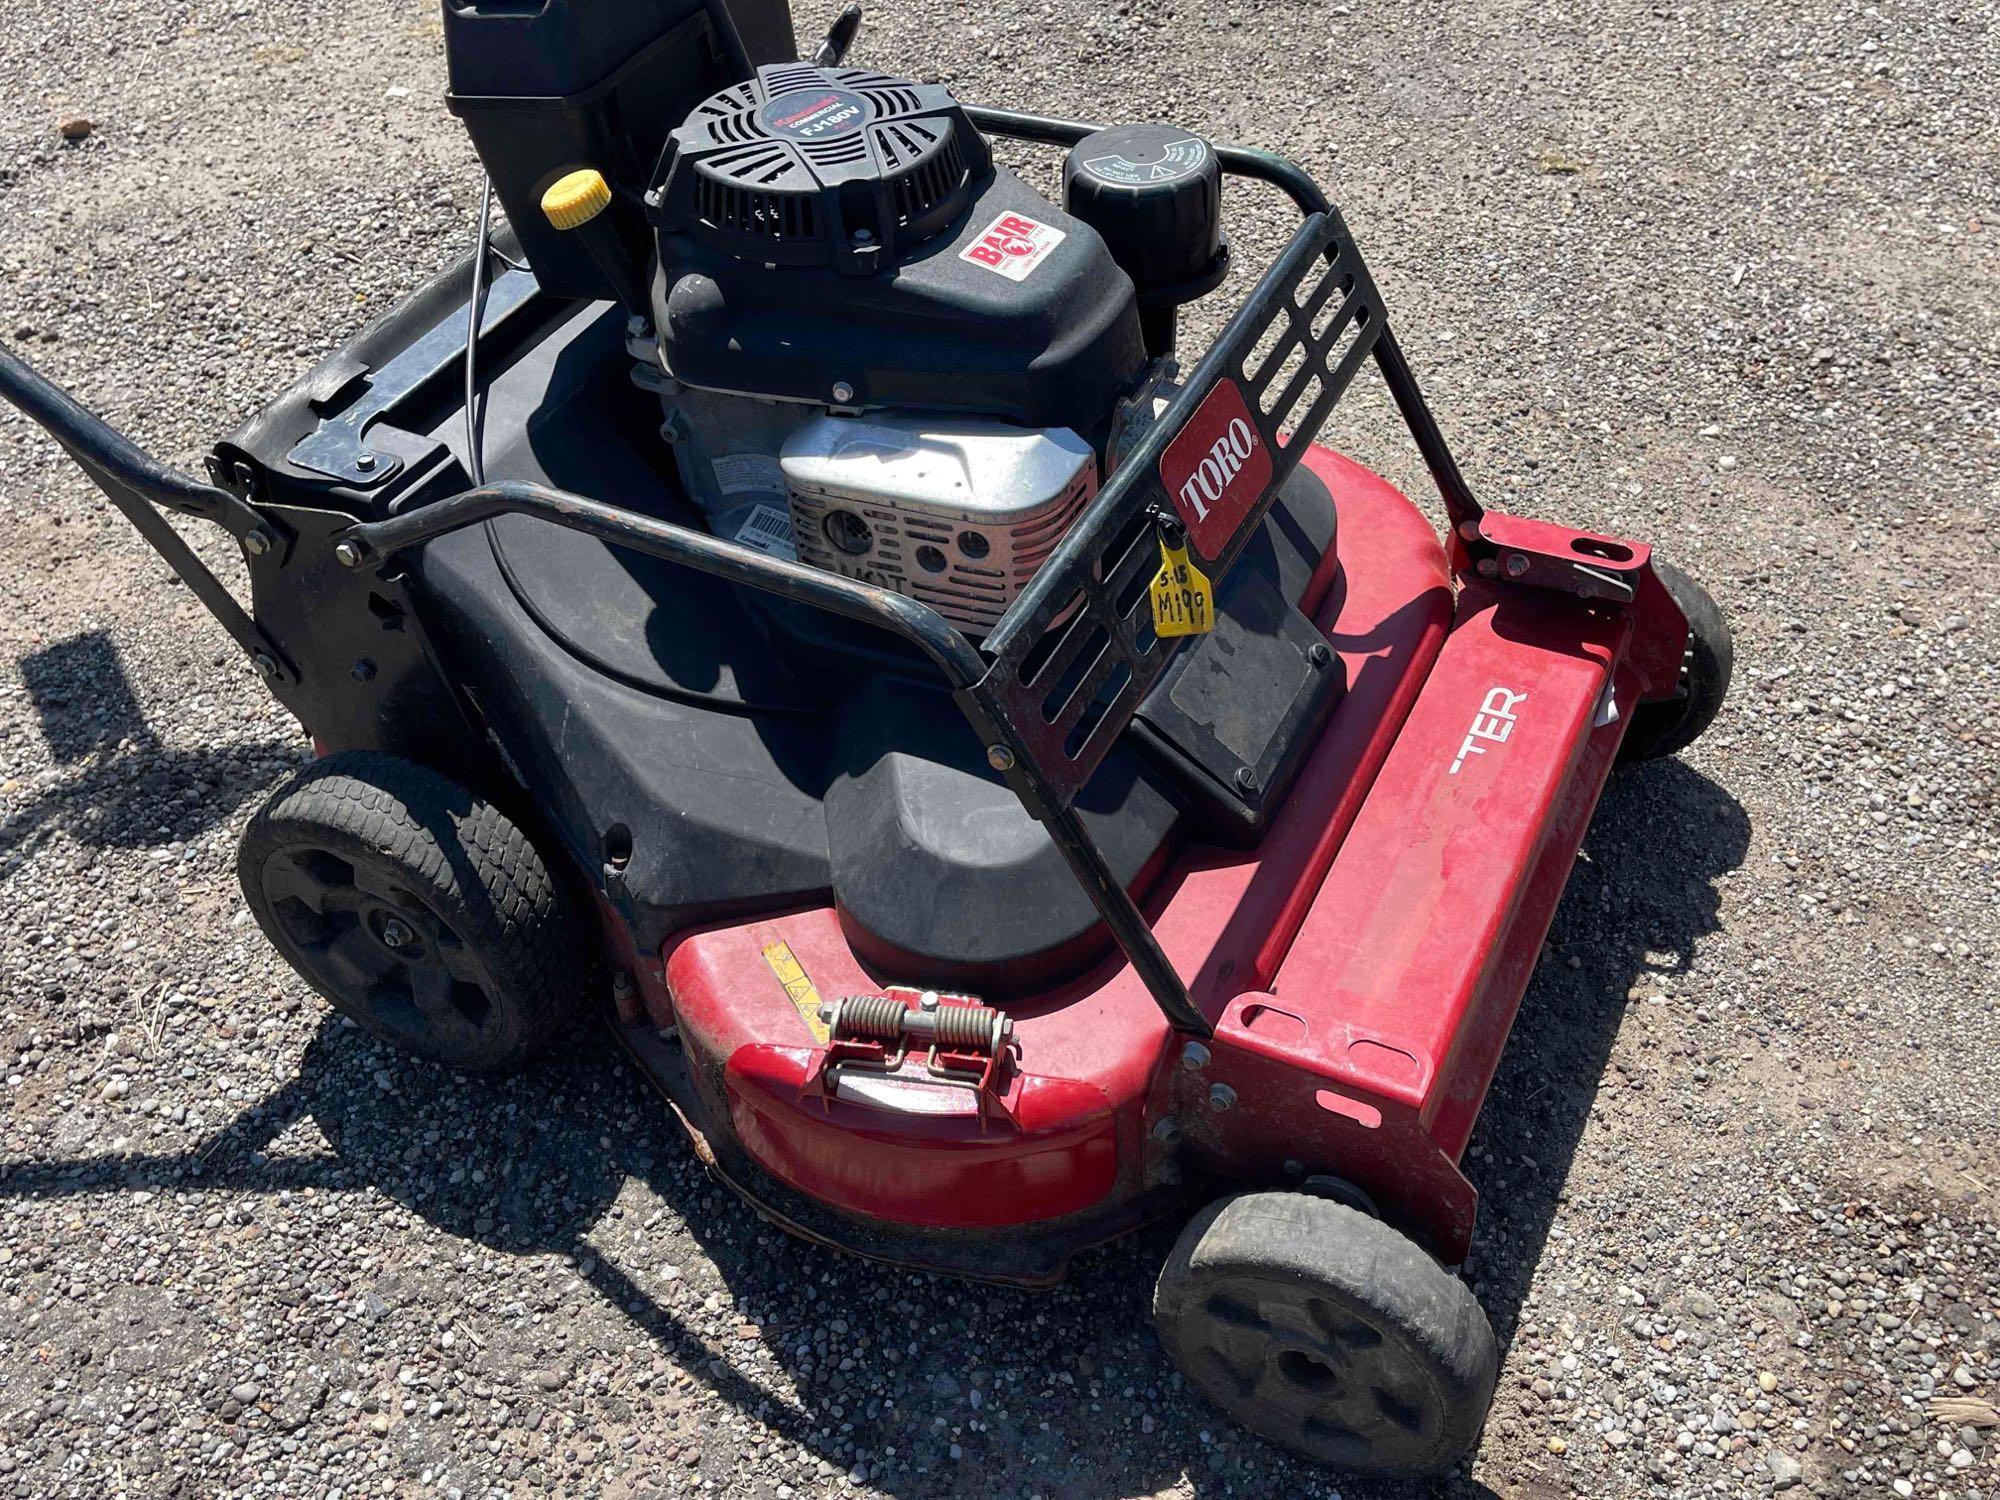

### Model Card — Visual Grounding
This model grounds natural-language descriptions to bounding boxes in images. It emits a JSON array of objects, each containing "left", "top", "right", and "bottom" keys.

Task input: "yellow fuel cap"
[{"left": 541, "top": 169, "right": 612, "bottom": 231}]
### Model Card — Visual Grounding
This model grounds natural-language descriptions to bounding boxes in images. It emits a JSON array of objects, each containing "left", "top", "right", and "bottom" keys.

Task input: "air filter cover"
[{"left": 653, "top": 63, "right": 992, "bottom": 275}]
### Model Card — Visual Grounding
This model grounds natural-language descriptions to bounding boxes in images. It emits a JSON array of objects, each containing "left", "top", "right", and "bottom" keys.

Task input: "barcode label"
[{"left": 732, "top": 505, "right": 797, "bottom": 559}]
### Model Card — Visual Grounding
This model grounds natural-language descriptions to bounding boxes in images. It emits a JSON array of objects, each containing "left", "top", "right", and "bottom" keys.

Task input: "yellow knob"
[{"left": 541, "top": 169, "right": 612, "bottom": 231}]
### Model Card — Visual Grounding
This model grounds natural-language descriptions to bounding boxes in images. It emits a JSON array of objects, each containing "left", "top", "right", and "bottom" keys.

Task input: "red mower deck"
[{"left": 619, "top": 444, "right": 1676, "bottom": 1281}]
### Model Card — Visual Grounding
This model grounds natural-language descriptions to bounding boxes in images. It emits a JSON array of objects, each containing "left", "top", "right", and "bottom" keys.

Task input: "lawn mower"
[{"left": 0, "top": 0, "right": 1732, "bottom": 1478}]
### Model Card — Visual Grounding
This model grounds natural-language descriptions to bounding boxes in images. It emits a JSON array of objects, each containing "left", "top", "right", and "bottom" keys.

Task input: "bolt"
[
  {"left": 334, "top": 540, "right": 365, "bottom": 568},
  {"left": 379, "top": 918, "right": 415, "bottom": 949},
  {"left": 1504, "top": 553, "right": 1530, "bottom": 579},
  {"left": 1283, "top": 1158, "right": 1305, "bottom": 1177},
  {"left": 626, "top": 314, "right": 650, "bottom": 339},
  {"left": 986, "top": 745, "right": 1015, "bottom": 772},
  {"left": 1234, "top": 766, "right": 1259, "bottom": 794},
  {"left": 918, "top": 990, "right": 940, "bottom": 1012},
  {"left": 349, "top": 659, "right": 377, "bottom": 683},
  {"left": 831, "top": 381, "right": 856, "bottom": 404},
  {"left": 1458, "top": 519, "right": 1483, "bottom": 542},
  {"left": 1151, "top": 1116, "right": 1181, "bottom": 1146},
  {"left": 1476, "top": 557, "right": 1499, "bottom": 579},
  {"left": 853, "top": 228, "right": 874, "bottom": 244},
  {"left": 1208, "top": 1082, "right": 1237, "bottom": 1112},
  {"left": 242, "top": 528, "right": 272, "bottom": 557},
  {"left": 354, "top": 453, "right": 378, "bottom": 473},
  {"left": 818, "top": 1002, "right": 836, "bottom": 1024},
  {"left": 611, "top": 972, "right": 636, "bottom": 1000},
  {"left": 1181, "top": 1041, "right": 1210, "bottom": 1072},
  {"left": 251, "top": 652, "right": 278, "bottom": 678},
  {"left": 1307, "top": 642, "right": 1332, "bottom": 669}
]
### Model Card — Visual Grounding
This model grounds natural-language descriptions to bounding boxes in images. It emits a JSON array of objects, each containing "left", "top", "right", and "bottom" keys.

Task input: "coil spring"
[{"left": 830, "top": 993, "right": 1012, "bottom": 1057}]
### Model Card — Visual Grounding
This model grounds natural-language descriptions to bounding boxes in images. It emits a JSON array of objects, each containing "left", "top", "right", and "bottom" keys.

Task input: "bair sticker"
[
  {"left": 960, "top": 211, "right": 1067, "bottom": 282},
  {"left": 1159, "top": 378, "right": 1272, "bottom": 560}
]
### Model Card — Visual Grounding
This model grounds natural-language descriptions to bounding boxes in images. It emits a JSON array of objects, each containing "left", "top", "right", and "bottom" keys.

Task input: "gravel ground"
[{"left": 2, "top": 1, "right": 1997, "bottom": 1497}]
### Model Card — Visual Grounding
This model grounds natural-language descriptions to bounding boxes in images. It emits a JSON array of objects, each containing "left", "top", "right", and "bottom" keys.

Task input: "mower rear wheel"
[
  {"left": 238, "top": 752, "right": 588, "bottom": 1072},
  {"left": 1619, "top": 558, "right": 1733, "bottom": 763},
  {"left": 1154, "top": 1192, "right": 1498, "bottom": 1477}
]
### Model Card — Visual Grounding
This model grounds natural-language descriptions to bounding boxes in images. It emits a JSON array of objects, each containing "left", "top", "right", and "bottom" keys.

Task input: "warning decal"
[
  {"left": 762, "top": 941, "right": 832, "bottom": 1045},
  {"left": 1081, "top": 137, "right": 1210, "bottom": 186},
  {"left": 959, "top": 211, "right": 1067, "bottom": 282}
]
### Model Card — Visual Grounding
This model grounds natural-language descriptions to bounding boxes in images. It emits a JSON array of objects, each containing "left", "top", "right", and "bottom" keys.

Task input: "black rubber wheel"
[
  {"left": 1618, "top": 558, "right": 1733, "bottom": 763},
  {"left": 238, "top": 752, "right": 588, "bottom": 1072},
  {"left": 1154, "top": 1192, "right": 1499, "bottom": 1478}
]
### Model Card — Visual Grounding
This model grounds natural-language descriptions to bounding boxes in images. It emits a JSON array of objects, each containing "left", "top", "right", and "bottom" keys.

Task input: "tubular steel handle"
[
  {"left": 338, "top": 479, "right": 989, "bottom": 689},
  {"left": 0, "top": 341, "right": 295, "bottom": 683}
]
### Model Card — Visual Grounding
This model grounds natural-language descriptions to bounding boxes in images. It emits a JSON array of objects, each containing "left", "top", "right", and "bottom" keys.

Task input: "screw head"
[
  {"left": 354, "top": 452, "right": 378, "bottom": 473},
  {"left": 918, "top": 990, "right": 940, "bottom": 1012},
  {"left": 1151, "top": 1116, "right": 1181, "bottom": 1145},
  {"left": 1504, "top": 553, "right": 1530, "bottom": 578},
  {"left": 242, "top": 528, "right": 272, "bottom": 557},
  {"left": 251, "top": 652, "right": 278, "bottom": 678},
  {"left": 1208, "top": 1082, "right": 1237, "bottom": 1112},
  {"left": 1181, "top": 1041, "right": 1211, "bottom": 1072},
  {"left": 831, "top": 381, "right": 856, "bottom": 404},
  {"left": 1307, "top": 641, "right": 1332, "bottom": 669},
  {"left": 379, "top": 918, "right": 415, "bottom": 949},
  {"left": 986, "top": 745, "right": 1015, "bottom": 772},
  {"left": 334, "top": 540, "right": 364, "bottom": 568},
  {"left": 1233, "top": 766, "right": 1259, "bottom": 794}
]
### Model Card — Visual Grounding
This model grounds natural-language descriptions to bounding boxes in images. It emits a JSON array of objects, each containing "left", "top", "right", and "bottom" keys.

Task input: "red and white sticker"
[
  {"left": 959, "top": 211, "right": 1067, "bottom": 281},
  {"left": 1159, "top": 378, "right": 1273, "bottom": 560}
]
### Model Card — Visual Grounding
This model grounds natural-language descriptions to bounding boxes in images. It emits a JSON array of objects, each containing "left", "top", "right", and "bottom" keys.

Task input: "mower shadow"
[
  {"left": 3, "top": 629, "right": 296, "bottom": 885},
  {"left": 0, "top": 757, "right": 1743, "bottom": 1499}
]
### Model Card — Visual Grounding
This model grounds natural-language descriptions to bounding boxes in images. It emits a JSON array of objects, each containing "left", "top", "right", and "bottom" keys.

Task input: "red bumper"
[{"left": 652, "top": 446, "right": 1681, "bottom": 1269}]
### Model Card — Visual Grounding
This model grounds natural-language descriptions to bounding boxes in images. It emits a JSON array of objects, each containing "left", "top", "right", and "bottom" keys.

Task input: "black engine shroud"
[{"left": 649, "top": 65, "right": 1147, "bottom": 426}]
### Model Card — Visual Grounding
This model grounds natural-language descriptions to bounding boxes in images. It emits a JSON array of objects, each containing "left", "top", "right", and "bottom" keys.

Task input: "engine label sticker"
[
  {"left": 762, "top": 941, "right": 832, "bottom": 1045},
  {"left": 731, "top": 504, "right": 798, "bottom": 560},
  {"left": 711, "top": 452, "right": 786, "bottom": 497},
  {"left": 960, "top": 212, "right": 1067, "bottom": 282},
  {"left": 757, "top": 88, "right": 870, "bottom": 142},
  {"left": 1081, "top": 137, "right": 1211, "bottom": 186},
  {"left": 1159, "top": 379, "right": 1272, "bottom": 560}
]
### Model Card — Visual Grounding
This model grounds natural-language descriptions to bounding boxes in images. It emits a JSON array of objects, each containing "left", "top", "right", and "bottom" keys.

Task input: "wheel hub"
[{"left": 259, "top": 845, "right": 496, "bottom": 1052}]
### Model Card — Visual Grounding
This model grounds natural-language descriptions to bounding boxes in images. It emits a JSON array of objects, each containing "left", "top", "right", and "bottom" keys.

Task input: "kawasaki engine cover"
[{"left": 653, "top": 63, "right": 992, "bottom": 276}]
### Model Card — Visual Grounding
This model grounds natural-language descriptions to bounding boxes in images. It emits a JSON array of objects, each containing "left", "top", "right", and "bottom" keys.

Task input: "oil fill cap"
[{"left": 542, "top": 168, "right": 612, "bottom": 231}]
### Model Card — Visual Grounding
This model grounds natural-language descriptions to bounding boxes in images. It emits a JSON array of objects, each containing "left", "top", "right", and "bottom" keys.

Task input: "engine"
[{"left": 641, "top": 64, "right": 1165, "bottom": 633}]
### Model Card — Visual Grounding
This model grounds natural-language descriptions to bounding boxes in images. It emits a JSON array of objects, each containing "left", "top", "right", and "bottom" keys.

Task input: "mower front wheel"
[
  {"left": 1153, "top": 1192, "right": 1498, "bottom": 1478},
  {"left": 1619, "top": 558, "right": 1733, "bottom": 763},
  {"left": 239, "top": 752, "right": 589, "bottom": 1072}
]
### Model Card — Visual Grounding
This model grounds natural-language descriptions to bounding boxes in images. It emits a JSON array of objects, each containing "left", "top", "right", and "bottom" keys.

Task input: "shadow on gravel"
[
  {"left": 0, "top": 757, "right": 1745, "bottom": 1500},
  {"left": 3, "top": 629, "right": 291, "bottom": 883},
  {"left": 1461, "top": 758, "right": 1751, "bottom": 1361}
]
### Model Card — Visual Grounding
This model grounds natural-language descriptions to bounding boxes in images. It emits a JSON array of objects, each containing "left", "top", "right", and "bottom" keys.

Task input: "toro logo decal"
[
  {"left": 960, "top": 212, "right": 1067, "bottom": 282},
  {"left": 1449, "top": 687, "right": 1528, "bottom": 775},
  {"left": 1159, "top": 379, "right": 1272, "bottom": 560}
]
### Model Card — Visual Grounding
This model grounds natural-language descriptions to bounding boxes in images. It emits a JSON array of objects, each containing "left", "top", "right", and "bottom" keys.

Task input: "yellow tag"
[
  {"left": 1149, "top": 538, "right": 1215, "bottom": 638},
  {"left": 761, "top": 941, "right": 831, "bottom": 1044}
]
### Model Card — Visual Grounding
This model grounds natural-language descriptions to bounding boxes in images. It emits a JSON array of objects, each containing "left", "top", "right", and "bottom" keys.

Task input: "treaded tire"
[
  {"left": 1154, "top": 1192, "right": 1498, "bottom": 1478},
  {"left": 1618, "top": 558, "right": 1734, "bottom": 763},
  {"left": 238, "top": 751, "right": 588, "bottom": 1072}
]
